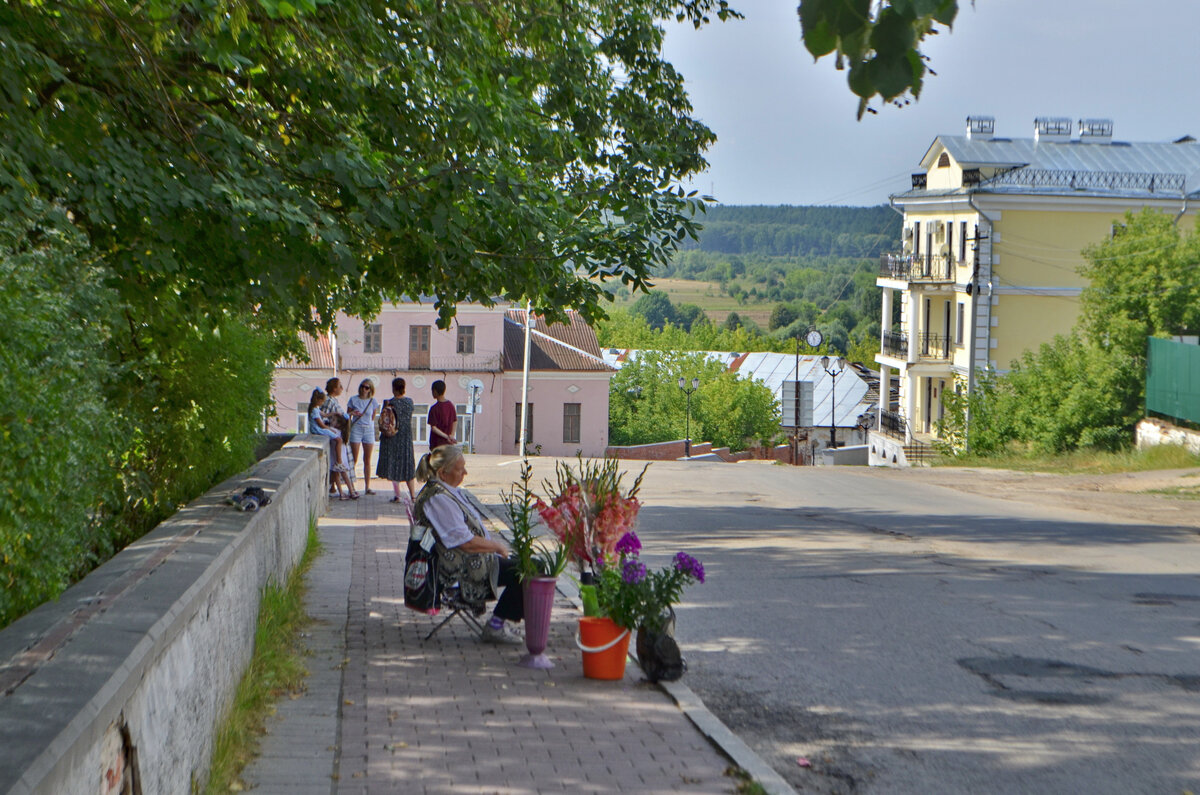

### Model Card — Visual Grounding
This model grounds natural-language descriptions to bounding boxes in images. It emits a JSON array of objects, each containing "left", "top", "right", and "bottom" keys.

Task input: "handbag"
[{"left": 404, "top": 524, "right": 439, "bottom": 612}]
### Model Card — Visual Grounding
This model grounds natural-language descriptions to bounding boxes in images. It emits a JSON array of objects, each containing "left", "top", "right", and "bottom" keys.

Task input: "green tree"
[
  {"left": 608, "top": 351, "right": 780, "bottom": 452},
  {"left": 0, "top": 0, "right": 738, "bottom": 626},
  {"left": 632, "top": 292, "right": 680, "bottom": 331},
  {"left": 769, "top": 303, "right": 798, "bottom": 331},
  {"left": 1081, "top": 211, "right": 1200, "bottom": 357}
]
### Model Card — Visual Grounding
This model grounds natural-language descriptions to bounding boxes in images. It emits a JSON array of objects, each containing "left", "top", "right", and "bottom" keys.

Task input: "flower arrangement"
[
  {"left": 594, "top": 531, "right": 705, "bottom": 632},
  {"left": 501, "top": 462, "right": 570, "bottom": 582},
  {"left": 536, "top": 456, "right": 648, "bottom": 579}
]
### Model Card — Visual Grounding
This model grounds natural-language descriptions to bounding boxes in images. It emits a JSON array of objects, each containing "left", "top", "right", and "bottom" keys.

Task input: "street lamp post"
[
  {"left": 678, "top": 376, "right": 699, "bottom": 457},
  {"left": 820, "top": 355, "right": 846, "bottom": 450}
]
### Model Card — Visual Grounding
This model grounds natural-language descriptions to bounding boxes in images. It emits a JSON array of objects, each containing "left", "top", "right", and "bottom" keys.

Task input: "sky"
[{"left": 661, "top": 0, "right": 1200, "bottom": 207}]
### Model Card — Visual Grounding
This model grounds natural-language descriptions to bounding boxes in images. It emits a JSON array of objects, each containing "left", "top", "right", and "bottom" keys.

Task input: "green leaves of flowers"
[{"left": 798, "top": 0, "right": 959, "bottom": 118}]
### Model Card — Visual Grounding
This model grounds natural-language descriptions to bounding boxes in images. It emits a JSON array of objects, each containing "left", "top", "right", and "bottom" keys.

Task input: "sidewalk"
[{"left": 242, "top": 466, "right": 789, "bottom": 794}]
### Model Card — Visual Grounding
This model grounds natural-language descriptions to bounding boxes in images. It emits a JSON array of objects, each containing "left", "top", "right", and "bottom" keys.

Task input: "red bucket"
[{"left": 577, "top": 617, "right": 631, "bottom": 680}]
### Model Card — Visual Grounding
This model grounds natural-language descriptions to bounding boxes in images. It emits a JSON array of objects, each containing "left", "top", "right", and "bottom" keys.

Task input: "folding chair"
[{"left": 403, "top": 502, "right": 486, "bottom": 641}]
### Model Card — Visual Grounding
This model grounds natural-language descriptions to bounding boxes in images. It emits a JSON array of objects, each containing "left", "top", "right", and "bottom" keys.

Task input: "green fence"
[{"left": 1146, "top": 337, "right": 1200, "bottom": 424}]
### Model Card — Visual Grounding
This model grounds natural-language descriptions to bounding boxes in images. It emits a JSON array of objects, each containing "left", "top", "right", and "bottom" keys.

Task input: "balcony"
[
  {"left": 879, "top": 252, "right": 954, "bottom": 283},
  {"left": 340, "top": 350, "right": 502, "bottom": 372},
  {"left": 917, "top": 334, "right": 951, "bottom": 360},
  {"left": 880, "top": 332, "right": 950, "bottom": 361},
  {"left": 881, "top": 331, "right": 907, "bottom": 358},
  {"left": 429, "top": 352, "right": 502, "bottom": 372}
]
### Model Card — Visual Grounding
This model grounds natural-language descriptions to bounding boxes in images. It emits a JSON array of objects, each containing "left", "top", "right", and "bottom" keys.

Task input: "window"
[
  {"left": 514, "top": 402, "right": 533, "bottom": 445},
  {"left": 959, "top": 221, "right": 968, "bottom": 261},
  {"left": 364, "top": 323, "right": 382, "bottom": 354},
  {"left": 563, "top": 403, "right": 581, "bottom": 444},
  {"left": 912, "top": 221, "right": 920, "bottom": 257},
  {"left": 937, "top": 152, "right": 950, "bottom": 168},
  {"left": 455, "top": 404, "right": 471, "bottom": 444},
  {"left": 409, "top": 325, "right": 430, "bottom": 369},
  {"left": 457, "top": 325, "right": 475, "bottom": 355},
  {"left": 297, "top": 402, "right": 310, "bottom": 433},
  {"left": 956, "top": 303, "right": 965, "bottom": 346},
  {"left": 946, "top": 222, "right": 953, "bottom": 262},
  {"left": 412, "top": 404, "right": 429, "bottom": 443}
]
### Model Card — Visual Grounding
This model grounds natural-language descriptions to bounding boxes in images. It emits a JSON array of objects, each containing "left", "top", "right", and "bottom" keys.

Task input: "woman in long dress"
[{"left": 376, "top": 377, "right": 416, "bottom": 503}]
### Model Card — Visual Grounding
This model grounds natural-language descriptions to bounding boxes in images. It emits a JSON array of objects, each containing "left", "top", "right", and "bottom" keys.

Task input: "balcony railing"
[
  {"left": 917, "top": 334, "right": 951, "bottom": 360},
  {"left": 879, "top": 409, "right": 908, "bottom": 441},
  {"left": 880, "top": 332, "right": 951, "bottom": 361},
  {"left": 879, "top": 252, "right": 954, "bottom": 282},
  {"left": 429, "top": 352, "right": 503, "bottom": 372},
  {"left": 340, "top": 350, "right": 502, "bottom": 372},
  {"left": 881, "top": 331, "right": 907, "bottom": 358}
]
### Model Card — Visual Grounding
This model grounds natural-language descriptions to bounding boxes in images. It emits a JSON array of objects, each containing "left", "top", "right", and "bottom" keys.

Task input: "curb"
[{"left": 477, "top": 499, "right": 797, "bottom": 795}]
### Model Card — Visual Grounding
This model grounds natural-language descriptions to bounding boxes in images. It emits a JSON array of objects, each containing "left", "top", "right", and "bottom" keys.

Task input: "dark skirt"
[{"left": 376, "top": 397, "right": 416, "bottom": 482}]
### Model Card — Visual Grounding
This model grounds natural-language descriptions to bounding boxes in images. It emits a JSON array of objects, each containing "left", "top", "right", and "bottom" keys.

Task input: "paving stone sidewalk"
[{"left": 243, "top": 490, "right": 740, "bottom": 794}]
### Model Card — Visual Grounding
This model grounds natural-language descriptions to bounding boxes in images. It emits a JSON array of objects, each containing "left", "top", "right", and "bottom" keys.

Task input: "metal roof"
[
  {"left": 601, "top": 349, "right": 874, "bottom": 429},
  {"left": 908, "top": 135, "right": 1200, "bottom": 199}
]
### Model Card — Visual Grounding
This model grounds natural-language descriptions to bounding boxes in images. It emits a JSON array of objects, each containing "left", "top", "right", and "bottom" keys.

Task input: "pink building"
[{"left": 267, "top": 302, "right": 615, "bottom": 457}]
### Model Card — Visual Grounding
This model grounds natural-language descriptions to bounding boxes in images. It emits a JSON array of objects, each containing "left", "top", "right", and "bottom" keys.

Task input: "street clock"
[{"left": 805, "top": 328, "right": 824, "bottom": 348}]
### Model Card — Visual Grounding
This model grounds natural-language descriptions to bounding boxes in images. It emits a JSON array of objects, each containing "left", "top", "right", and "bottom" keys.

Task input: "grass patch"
[
  {"left": 941, "top": 443, "right": 1200, "bottom": 475},
  {"left": 205, "top": 518, "right": 321, "bottom": 794},
  {"left": 725, "top": 766, "right": 769, "bottom": 794}
]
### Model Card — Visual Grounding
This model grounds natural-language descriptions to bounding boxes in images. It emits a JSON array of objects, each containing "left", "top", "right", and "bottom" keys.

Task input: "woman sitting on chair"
[{"left": 413, "top": 445, "right": 524, "bottom": 645}]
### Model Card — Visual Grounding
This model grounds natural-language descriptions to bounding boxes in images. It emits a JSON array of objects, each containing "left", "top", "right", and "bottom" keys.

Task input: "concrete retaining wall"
[
  {"left": 0, "top": 436, "right": 328, "bottom": 795},
  {"left": 1136, "top": 417, "right": 1200, "bottom": 455}
]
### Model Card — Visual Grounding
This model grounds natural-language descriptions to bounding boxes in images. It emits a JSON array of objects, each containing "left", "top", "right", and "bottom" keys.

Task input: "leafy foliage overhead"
[
  {"left": 797, "top": 0, "right": 959, "bottom": 119},
  {"left": 0, "top": 0, "right": 736, "bottom": 332}
]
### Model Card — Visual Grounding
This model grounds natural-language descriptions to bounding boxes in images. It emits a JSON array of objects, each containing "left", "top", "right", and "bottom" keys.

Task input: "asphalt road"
[{"left": 619, "top": 461, "right": 1200, "bottom": 795}]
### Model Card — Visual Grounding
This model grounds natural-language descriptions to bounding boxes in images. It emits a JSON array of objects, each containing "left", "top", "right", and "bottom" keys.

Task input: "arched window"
[{"left": 937, "top": 152, "right": 951, "bottom": 168}]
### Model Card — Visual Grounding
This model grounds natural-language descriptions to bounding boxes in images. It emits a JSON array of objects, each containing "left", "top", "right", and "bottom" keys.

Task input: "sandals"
[
  {"left": 365, "top": 489, "right": 376, "bottom": 495},
  {"left": 349, "top": 492, "right": 360, "bottom": 500},
  {"left": 389, "top": 496, "right": 401, "bottom": 503}
]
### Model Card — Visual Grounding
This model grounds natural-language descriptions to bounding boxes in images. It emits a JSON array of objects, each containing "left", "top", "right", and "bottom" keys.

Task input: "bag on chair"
[{"left": 404, "top": 524, "right": 439, "bottom": 612}]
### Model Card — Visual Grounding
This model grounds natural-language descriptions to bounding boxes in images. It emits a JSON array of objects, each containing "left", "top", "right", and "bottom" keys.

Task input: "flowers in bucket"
[
  {"left": 594, "top": 531, "right": 705, "bottom": 633},
  {"left": 535, "top": 456, "right": 648, "bottom": 579}
]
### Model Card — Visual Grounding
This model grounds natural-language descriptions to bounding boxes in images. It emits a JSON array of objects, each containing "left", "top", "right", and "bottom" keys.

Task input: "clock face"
[{"left": 805, "top": 329, "right": 824, "bottom": 348}]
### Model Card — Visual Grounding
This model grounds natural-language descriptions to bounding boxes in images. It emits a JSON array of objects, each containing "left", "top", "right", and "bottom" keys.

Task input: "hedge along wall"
[{"left": 0, "top": 436, "right": 326, "bottom": 795}]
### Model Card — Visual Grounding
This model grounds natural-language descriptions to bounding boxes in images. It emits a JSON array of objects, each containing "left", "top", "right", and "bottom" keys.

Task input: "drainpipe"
[
  {"left": 1174, "top": 196, "right": 1189, "bottom": 226},
  {"left": 965, "top": 193, "right": 996, "bottom": 452}
]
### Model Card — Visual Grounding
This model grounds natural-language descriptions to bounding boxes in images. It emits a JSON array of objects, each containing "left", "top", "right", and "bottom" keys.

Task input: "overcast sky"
[{"left": 661, "top": 0, "right": 1200, "bottom": 207}]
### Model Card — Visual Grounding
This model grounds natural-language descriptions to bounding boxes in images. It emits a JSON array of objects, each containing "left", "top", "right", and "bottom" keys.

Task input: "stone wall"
[
  {"left": 604, "top": 440, "right": 794, "bottom": 464},
  {"left": 1136, "top": 417, "right": 1200, "bottom": 455},
  {"left": 0, "top": 436, "right": 328, "bottom": 795}
]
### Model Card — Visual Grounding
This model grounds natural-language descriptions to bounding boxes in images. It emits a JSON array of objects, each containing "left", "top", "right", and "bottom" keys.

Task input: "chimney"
[
  {"left": 966, "top": 116, "right": 995, "bottom": 141},
  {"left": 1077, "top": 118, "right": 1113, "bottom": 144},
  {"left": 1034, "top": 117, "right": 1073, "bottom": 143}
]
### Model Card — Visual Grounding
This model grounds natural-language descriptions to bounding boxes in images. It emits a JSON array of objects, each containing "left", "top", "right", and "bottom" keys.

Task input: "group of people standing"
[
  {"left": 306, "top": 376, "right": 459, "bottom": 504},
  {"left": 309, "top": 377, "right": 523, "bottom": 644}
]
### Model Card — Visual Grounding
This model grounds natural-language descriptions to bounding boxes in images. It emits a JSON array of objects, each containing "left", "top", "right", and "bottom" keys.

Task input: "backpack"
[{"left": 379, "top": 401, "right": 398, "bottom": 438}]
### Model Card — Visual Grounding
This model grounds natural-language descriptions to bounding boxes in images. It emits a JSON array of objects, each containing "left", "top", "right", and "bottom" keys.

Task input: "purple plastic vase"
[{"left": 518, "top": 576, "right": 557, "bottom": 669}]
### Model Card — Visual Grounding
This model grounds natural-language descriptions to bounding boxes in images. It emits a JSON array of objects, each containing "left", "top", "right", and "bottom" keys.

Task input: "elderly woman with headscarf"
[{"left": 412, "top": 445, "right": 524, "bottom": 644}]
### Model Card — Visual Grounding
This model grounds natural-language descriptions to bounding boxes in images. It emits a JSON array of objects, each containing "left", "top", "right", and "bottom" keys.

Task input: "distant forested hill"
[
  {"left": 601, "top": 204, "right": 904, "bottom": 362},
  {"left": 679, "top": 204, "right": 900, "bottom": 258}
]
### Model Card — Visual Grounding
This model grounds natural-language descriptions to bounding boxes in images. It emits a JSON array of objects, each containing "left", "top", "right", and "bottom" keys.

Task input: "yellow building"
[{"left": 872, "top": 116, "right": 1200, "bottom": 463}]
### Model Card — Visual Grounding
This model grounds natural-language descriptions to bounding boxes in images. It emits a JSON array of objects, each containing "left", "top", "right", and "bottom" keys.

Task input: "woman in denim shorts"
[{"left": 347, "top": 379, "right": 379, "bottom": 494}]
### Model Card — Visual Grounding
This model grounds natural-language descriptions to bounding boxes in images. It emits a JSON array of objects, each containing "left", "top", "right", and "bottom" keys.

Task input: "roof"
[
  {"left": 901, "top": 134, "right": 1200, "bottom": 200},
  {"left": 277, "top": 332, "right": 334, "bottom": 370},
  {"left": 503, "top": 311, "right": 614, "bottom": 373},
  {"left": 601, "top": 349, "right": 874, "bottom": 429}
]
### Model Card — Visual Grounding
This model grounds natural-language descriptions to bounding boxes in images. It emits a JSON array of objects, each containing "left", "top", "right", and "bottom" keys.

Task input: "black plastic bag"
[
  {"left": 636, "top": 608, "right": 686, "bottom": 683},
  {"left": 404, "top": 526, "right": 438, "bottom": 612}
]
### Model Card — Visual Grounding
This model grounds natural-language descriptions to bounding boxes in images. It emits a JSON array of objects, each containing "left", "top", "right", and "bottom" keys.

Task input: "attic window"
[{"left": 937, "top": 152, "right": 950, "bottom": 168}]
